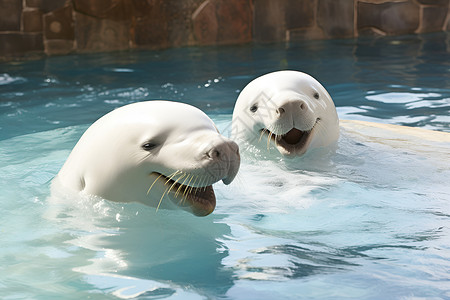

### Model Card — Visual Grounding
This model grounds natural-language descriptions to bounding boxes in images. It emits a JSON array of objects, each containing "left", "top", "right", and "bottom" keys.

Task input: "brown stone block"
[
  {"left": 44, "top": 39, "right": 74, "bottom": 55},
  {"left": 357, "top": 27, "right": 386, "bottom": 36},
  {"left": 357, "top": 1, "right": 420, "bottom": 35},
  {"left": 419, "top": 6, "right": 448, "bottom": 33},
  {"left": 287, "top": 27, "right": 325, "bottom": 41},
  {"left": 129, "top": 0, "right": 163, "bottom": 19},
  {"left": 130, "top": 0, "right": 170, "bottom": 48},
  {"left": 26, "top": 0, "right": 42, "bottom": 8},
  {"left": 0, "top": 0, "right": 22, "bottom": 31},
  {"left": 253, "top": 0, "right": 315, "bottom": 42},
  {"left": 285, "top": 0, "right": 314, "bottom": 30},
  {"left": 192, "top": 0, "right": 218, "bottom": 45},
  {"left": 318, "top": 0, "right": 354, "bottom": 38},
  {"left": 38, "top": 0, "right": 68, "bottom": 13},
  {"left": 75, "top": 12, "right": 130, "bottom": 52},
  {"left": 133, "top": 17, "right": 169, "bottom": 48},
  {"left": 23, "top": 8, "right": 43, "bottom": 32},
  {"left": 44, "top": 5, "right": 74, "bottom": 40},
  {"left": 73, "top": 0, "right": 130, "bottom": 21},
  {"left": 192, "top": 0, "right": 251, "bottom": 45},
  {"left": 131, "top": 0, "right": 202, "bottom": 48},
  {"left": 253, "top": 0, "right": 286, "bottom": 42},
  {"left": 415, "top": 0, "right": 448, "bottom": 5},
  {"left": 0, "top": 32, "right": 43, "bottom": 56},
  {"left": 215, "top": 0, "right": 252, "bottom": 44}
]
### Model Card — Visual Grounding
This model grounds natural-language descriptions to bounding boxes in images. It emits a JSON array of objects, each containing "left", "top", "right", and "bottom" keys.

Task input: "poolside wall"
[{"left": 0, "top": 0, "right": 449, "bottom": 60}]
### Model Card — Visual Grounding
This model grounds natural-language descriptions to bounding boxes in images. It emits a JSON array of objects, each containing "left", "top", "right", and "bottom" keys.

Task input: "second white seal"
[{"left": 231, "top": 70, "right": 339, "bottom": 157}]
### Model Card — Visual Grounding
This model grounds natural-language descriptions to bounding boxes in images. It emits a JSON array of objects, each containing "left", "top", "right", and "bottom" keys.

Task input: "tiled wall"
[{"left": 1, "top": 0, "right": 449, "bottom": 60}]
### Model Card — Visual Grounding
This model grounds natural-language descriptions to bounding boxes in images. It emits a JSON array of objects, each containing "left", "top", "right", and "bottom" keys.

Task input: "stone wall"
[{"left": 1, "top": 0, "right": 449, "bottom": 60}]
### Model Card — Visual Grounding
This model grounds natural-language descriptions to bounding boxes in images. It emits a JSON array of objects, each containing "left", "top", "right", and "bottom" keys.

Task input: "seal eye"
[
  {"left": 142, "top": 142, "right": 158, "bottom": 151},
  {"left": 313, "top": 92, "right": 320, "bottom": 100},
  {"left": 249, "top": 104, "right": 258, "bottom": 113}
]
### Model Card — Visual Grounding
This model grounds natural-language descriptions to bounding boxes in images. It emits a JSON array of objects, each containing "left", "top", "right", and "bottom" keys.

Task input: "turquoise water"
[{"left": 1, "top": 33, "right": 450, "bottom": 299}]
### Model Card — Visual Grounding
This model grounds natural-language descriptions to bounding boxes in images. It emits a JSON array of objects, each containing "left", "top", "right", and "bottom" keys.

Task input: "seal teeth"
[
  {"left": 150, "top": 172, "right": 216, "bottom": 216},
  {"left": 259, "top": 118, "right": 320, "bottom": 156}
]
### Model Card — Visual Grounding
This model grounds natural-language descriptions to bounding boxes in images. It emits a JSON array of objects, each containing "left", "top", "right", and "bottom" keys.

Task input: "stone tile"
[
  {"left": 73, "top": 0, "right": 130, "bottom": 21},
  {"left": 357, "top": 1, "right": 420, "bottom": 35},
  {"left": 130, "top": 0, "right": 170, "bottom": 47},
  {"left": 287, "top": 27, "right": 325, "bottom": 41},
  {"left": 44, "top": 5, "right": 74, "bottom": 40},
  {"left": 215, "top": 0, "right": 252, "bottom": 44},
  {"left": 39, "top": 0, "right": 68, "bottom": 13},
  {"left": 0, "top": 0, "right": 22, "bottom": 31},
  {"left": 0, "top": 33, "right": 43, "bottom": 56},
  {"left": 253, "top": 0, "right": 286, "bottom": 42},
  {"left": 192, "top": 0, "right": 251, "bottom": 45},
  {"left": 23, "top": 8, "right": 43, "bottom": 32},
  {"left": 133, "top": 17, "right": 170, "bottom": 48},
  {"left": 132, "top": 0, "right": 203, "bottom": 48},
  {"left": 75, "top": 12, "right": 130, "bottom": 52},
  {"left": 192, "top": 0, "right": 218, "bottom": 45},
  {"left": 253, "top": 0, "right": 315, "bottom": 42},
  {"left": 420, "top": 6, "right": 448, "bottom": 33},
  {"left": 318, "top": 0, "right": 354, "bottom": 38},
  {"left": 44, "top": 39, "right": 74, "bottom": 55},
  {"left": 285, "top": 0, "right": 315, "bottom": 30},
  {"left": 128, "top": 0, "right": 154, "bottom": 19},
  {"left": 357, "top": 27, "right": 386, "bottom": 36},
  {"left": 26, "top": 0, "right": 42, "bottom": 8},
  {"left": 415, "top": 0, "right": 448, "bottom": 5},
  {"left": 357, "top": 0, "right": 410, "bottom": 3},
  {"left": 154, "top": 0, "right": 204, "bottom": 47}
]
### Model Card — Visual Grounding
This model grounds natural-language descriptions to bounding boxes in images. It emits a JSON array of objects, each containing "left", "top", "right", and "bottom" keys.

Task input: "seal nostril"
[
  {"left": 207, "top": 149, "right": 220, "bottom": 160},
  {"left": 300, "top": 102, "right": 305, "bottom": 110},
  {"left": 276, "top": 107, "right": 285, "bottom": 115}
]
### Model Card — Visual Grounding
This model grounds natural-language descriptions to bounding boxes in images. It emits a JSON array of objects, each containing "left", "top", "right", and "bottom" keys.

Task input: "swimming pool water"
[{"left": 1, "top": 32, "right": 450, "bottom": 299}]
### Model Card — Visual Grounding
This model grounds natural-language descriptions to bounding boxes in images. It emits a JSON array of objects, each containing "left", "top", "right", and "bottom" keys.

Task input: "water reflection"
[{"left": 43, "top": 193, "right": 235, "bottom": 298}]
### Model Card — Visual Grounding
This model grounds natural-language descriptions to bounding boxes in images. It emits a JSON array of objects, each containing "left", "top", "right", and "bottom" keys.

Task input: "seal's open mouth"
[
  {"left": 261, "top": 118, "right": 319, "bottom": 156},
  {"left": 154, "top": 173, "right": 216, "bottom": 216}
]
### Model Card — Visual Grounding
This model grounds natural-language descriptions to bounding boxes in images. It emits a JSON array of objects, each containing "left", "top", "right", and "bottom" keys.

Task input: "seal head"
[
  {"left": 231, "top": 70, "right": 339, "bottom": 157},
  {"left": 54, "top": 101, "right": 240, "bottom": 216}
]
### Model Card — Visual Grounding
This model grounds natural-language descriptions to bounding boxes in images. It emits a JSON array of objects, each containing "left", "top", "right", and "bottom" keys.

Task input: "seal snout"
[
  {"left": 203, "top": 138, "right": 240, "bottom": 185},
  {"left": 275, "top": 98, "right": 308, "bottom": 119}
]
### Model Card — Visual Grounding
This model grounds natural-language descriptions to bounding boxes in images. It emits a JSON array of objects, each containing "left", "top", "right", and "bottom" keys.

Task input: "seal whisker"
[
  {"left": 258, "top": 128, "right": 268, "bottom": 142},
  {"left": 156, "top": 185, "right": 170, "bottom": 212},
  {"left": 167, "top": 171, "right": 183, "bottom": 195},
  {"left": 271, "top": 124, "right": 280, "bottom": 146},
  {"left": 265, "top": 123, "right": 278, "bottom": 151},
  {"left": 175, "top": 173, "right": 189, "bottom": 198},
  {"left": 188, "top": 175, "right": 199, "bottom": 195},
  {"left": 147, "top": 173, "right": 164, "bottom": 195},
  {"left": 197, "top": 175, "right": 207, "bottom": 192},
  {"left": 267, "top": 129, "right": 274, "bottom": 151},
  {"left": 165, "top": 170, "right": 181, "bottom": 185},
  {"left": 179, "top": 174, "right": 195, "bottom": 205},
  {"left": 182, "top": 174, "right": 195, "bottom": 199},
  {"left": 200, "top": 176, "right": 208, "bottom": 191}
]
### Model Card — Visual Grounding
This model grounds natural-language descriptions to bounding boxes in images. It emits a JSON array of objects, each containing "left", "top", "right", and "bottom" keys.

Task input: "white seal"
[
  {"left": 53, "top": 101, "right": 240, "bottom": 216},
  {"left": 231, "top": 70, "right": 339, "bottom": 157}
]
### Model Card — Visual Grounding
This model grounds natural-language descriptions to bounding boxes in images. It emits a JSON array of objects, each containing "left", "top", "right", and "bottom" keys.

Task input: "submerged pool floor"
[{"left": 1, "top": 33, "right": 450, "bottom": 299}]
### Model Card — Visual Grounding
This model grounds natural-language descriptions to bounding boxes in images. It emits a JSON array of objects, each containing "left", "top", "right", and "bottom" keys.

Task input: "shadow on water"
[{"left": 44, "top": 193, "right": 235, "bottom": 299}]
